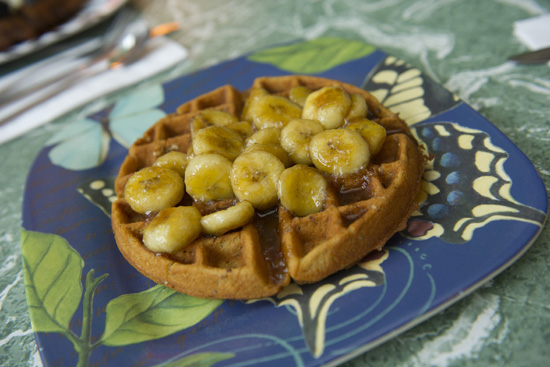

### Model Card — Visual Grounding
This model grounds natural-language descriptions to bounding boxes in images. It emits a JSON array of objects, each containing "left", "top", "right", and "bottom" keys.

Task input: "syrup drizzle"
[{"left": 255, "top": 208, "right": 288, "bottom": 284}]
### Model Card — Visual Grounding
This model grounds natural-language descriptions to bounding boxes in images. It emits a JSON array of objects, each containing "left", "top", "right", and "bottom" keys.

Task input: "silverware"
[
  {"left": 0, "top": 20, "right": 179, "bottom": 127},
  {"left": 508, "top": 47, "right": 550, "bottom": 64},
  {"left": 0, "top": 8, "right": 137, "bottom": 104}
]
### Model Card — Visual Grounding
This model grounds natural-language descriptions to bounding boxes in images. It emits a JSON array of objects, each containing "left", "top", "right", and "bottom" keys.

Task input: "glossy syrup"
[{"left": 254, "top": 208, "right": 288, "bottom": 284}]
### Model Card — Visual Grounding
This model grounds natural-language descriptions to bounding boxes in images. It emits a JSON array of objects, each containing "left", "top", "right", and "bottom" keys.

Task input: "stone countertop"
[{"left": 1, "top": 0, "right": 549, "bottom": 366}]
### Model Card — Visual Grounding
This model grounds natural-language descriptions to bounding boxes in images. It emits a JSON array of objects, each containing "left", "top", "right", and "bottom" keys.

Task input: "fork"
[{"left": 0, "top": 17, "right": 180, "bottom": 127}]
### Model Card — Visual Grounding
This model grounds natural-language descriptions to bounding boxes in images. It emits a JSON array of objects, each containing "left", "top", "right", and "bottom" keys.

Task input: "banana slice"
[
  {"left": 230, "top": 151, "right": 285, "bottom": 210},
  {"left": 244, "top": 143, "right": 293, "bottom": 167},
  {"left": 225, "top": 120, "right": 254, "bottom": 140},
  {"left": 190, "top": 116, "right": 208, "bottom": 138},
  {"left": 309, "top": 128, "right": 370, "bottom": 176},
  {"left": 153, "top": 151, "right": 188, "bottom": 177},
  {"left": 241, "top": 88, "right": 269, "bottom": 121},
  {"left": 289, "top": 85, "right": 312, "bottom": 107},
  {"left": 346, "top": 93, "right": 368, "bottom": 121},
  {"left": 245, "top": 127, "right": 281, "bottom": 147},
  {"left": 200, "top": 201, "right": 255, "bottom": 236},
  {"left": 186, "top": 145, "right": 195, "bottom": 163},
  {"left": 192, "top": 125, "right": 244, "bottom": 161},
  {"left": 185, "top": 153, "right": 235, "bottom": 202},
  {"left": 246, "top": 95, "right": 302, "bottom": 129},
  {"left": 143, "top": 206, "right": 202, "bottom": 254},
  {"left": 278, "top": 164, "right": 327, "bottom": 217},
  {"left": 346, "top": 118, "right": 387, "bottom": 155},
  {"left": 280, "top": 119, "right": 324, "bottom": 165},
  {"left": 302, "top": 86, "right": 352, "bottom": 129},
  {"left": 124, "top": 166, "right": 185, "bottom": 214},
  {"left": 191, "top": 108, "right": 238, "bottom": 127}
]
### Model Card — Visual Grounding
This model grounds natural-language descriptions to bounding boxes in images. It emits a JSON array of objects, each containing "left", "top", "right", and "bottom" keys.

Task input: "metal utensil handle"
[
  {"left": 0, "top": 8, "right": 136, "bottom": 105},
  {"left": 0, "top": 54, "right": 104, "bottom": 108},
  {"left": 0, "top": 64, "right": 106, "bottom": 128}
]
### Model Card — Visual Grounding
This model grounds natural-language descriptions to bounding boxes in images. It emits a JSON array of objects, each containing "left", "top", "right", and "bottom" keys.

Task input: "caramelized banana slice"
[
  {"left": 191, "top": 108, "right": 238, "bottom": 127},
  {"left": 246, "top": 95, "right": 302, "bottom": 129},
  {"left": 124, "top": 167, "right": 184, "bottom": 214},
  {"left": 143, "top": 206, "right": 202, "bottom": 254},
  {"left": 241, "top": 88, "right": 269, "bottom": 121},
  {"left": 280, "top": 119, "right": 325, "bottom": 165},
  {"left": 192, "top": 125, "right": 244, "bottom": 161},
  {"left": 225, "top": 121, "right": 254, "bottom": 139},
  {"left": 278, "top": 164, "right": 327, "bottom": 217},
  {"left": 302, "top": 86, "right": 351, "bottom": 129},
  {"left": 185, "top": 153, "right": 234, "bottom": 202},
  {"left": 288, "top": 85, "right": 312, "bottom": 107},
  {"left": 230, "top": 151, "right": 285, "bottom": 210},
  {"left": 309, "top": 128, "right": 370, "bottom": 176},
  {"left": 245, "top": 127, "right": 282, "bottom": 147},
  {"left": 200, "top": 201, "right": 255, "bottom": 236},
  {"left": 153, "top": 151, "right": 188, "bottom": 177},
  {"left": 346, "top": 118, "right": 387, "bottom": 156},
  {"left": 346, "top": 93, "right": 368, "bottom": 121},
  {"left": 244, "top": 143, "right": 293, "bottom": 167}
]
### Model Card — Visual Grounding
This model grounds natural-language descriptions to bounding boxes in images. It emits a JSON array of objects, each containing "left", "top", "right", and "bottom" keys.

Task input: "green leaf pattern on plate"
[
  {"left": 247, "top": 37, "right": 376, "bottom": 73},
  {"left": 100, "top": 285, "right": 223, "bottom": 346},
  {"left": 21, "top": 230, "right": 84, "bottom": 333},
  {"left": 21, "top": 229, "right": 224, "bottom": 366}
]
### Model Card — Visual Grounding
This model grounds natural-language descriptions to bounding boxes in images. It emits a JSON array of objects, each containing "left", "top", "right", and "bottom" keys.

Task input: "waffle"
[{"left": 111, "top": 75, "right": 425, "bottom": 299}]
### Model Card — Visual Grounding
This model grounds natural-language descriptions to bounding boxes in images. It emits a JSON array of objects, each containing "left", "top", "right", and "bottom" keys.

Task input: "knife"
[{"left": 508, "top": 47, "right": 550, "bottom": 64}]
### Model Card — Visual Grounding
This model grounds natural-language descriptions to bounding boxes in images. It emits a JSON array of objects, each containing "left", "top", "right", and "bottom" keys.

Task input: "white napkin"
[
  {"left": 513, "top": 13, "right": 550, "bottom": 50},
  {"left": 0, "top": 37, "right": 187, "bottom": 145}
]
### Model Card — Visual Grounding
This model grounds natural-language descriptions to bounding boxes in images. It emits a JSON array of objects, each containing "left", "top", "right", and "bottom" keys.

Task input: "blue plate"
[{"left": 22, "top": 38, "right": 547, "bottom": 367}]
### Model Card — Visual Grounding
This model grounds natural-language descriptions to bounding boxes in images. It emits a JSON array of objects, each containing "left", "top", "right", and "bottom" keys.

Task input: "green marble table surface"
[{"left": 1, "top": 0, "right": 549, "bottom": 366}]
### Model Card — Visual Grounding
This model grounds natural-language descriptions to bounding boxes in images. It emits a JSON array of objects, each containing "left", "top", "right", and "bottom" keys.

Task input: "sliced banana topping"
[
  {"left": 225, "top": 120, "right": 254, "bottom": 140},
  {"left": 288, "top": 85, "right": 312, "bottom": 107},
  {"left": 230, "top": 151, "right": 285, "bottom": 210},
  {"left": 280, "top": 119, "right": 325, "bottom": 165},
  {"left": 309, "top": 128, "right": 370, "bottom": 176},
  {"left": 128, "top": 83, "right": 390, "bottom": 248},
  {"left": 346, "top": 118, "right": 387, "bottom": 155},
  {"left": 278, "top": 164, "right": 327, "bottom": 217},
  {"left": 245, "top": 95, "right": 302, "bottom": 129},
  {"left": 302, "top": 86, "right": 351, "bottom": 129},
  {"left": 185, "top": 153, "right": 235, "bottom": 202},
  {"left": 244, "top": 143, "right": 293, "bottom": 167},
  {"left": 201, "top": 201, "right": 255, "bottom": 236},
  {"left": 192, "top": 125, "right": 244, "bottom": 161},
  {"left": 124, "top": 166, "right": 185, "bottom": 214},
  {"left": 190, "top": 116, "right": 208, "bottom": 138},
  {"left": 245, "top": 127, "right": 282, "bottom": 147},
  {"left": 143, "top": 206, "right": 202, "bottom": 254},
  {"left": 241, "top": 88, "right": 269, "bottom": 121},
  {"left": 346, "top": 93, "right": 368, "bottom": 121},
  {"left": 153, "top": 151, "right": 188, "bottom": 177},
  {"left": 191, "top": 108, "right": 238, "bottom": 127}
]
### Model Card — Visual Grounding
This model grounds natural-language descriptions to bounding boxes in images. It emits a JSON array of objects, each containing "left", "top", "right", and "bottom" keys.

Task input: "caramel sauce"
[
  {"left": 341, "top": 208, "right": 369, "bottom": 227},
  {"left": 254, "top": 208, "right": 288, "bottom": 284},
  {"left": 338, "top": 181, "right": 372, "bottom": 206},
  {"left": 329, "top": 167, "right": 377, "bottom": 206}
]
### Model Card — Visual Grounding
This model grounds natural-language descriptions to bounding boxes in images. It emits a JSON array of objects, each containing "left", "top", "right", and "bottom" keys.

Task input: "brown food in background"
[{"left": 0, "top": 0, "right": 85, "bottom": 51}]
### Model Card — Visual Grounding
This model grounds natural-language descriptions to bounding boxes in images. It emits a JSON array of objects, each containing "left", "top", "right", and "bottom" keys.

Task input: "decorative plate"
[
  {"left": 21, "top": 37, "right": 548, "bottom": 367},
  {"left": 0, "top": 0, "right": 127, "bottom": 64}
]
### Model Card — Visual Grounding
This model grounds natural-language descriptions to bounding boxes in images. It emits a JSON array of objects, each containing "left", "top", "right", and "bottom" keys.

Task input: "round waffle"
[{"left": 111, "top": 75, "right": 425, "bottom": 299}]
